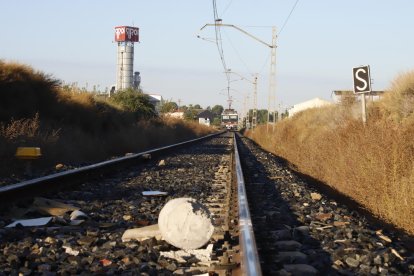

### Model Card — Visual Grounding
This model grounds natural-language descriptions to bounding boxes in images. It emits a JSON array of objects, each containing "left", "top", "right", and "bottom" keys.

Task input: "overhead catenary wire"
[
  {"left": 223, "top": 29, "right": 253, "bottom": 75},
  {"left": 278, "top": 0, "right": 300, "bottom": 36},
  {"left": 220, "top": 0, "right": 233, "bottom": 17},
  {"left": 212, "top": 0, "right": 230, "bottom": 83}
]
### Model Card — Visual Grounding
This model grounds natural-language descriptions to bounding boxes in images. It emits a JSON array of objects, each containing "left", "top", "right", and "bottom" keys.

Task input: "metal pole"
[
  {"left": 267, "top": 27, "right": 277, "bottom": 132},
  {"left": 252, "top": 75, "right": 258, "bottom": 129},
  {"left": 361, "top": 94, "right": 367, "bottom": 125}
]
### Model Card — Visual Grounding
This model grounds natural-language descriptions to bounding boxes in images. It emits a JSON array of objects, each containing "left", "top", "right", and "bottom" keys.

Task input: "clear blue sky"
[{"left": 1, "top": 1, "right": 413, "bottom": 112}]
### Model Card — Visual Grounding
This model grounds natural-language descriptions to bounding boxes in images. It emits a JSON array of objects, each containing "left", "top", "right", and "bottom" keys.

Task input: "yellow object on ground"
[{"left": 15, "top": 147, "right": 42, "bottom": 160}]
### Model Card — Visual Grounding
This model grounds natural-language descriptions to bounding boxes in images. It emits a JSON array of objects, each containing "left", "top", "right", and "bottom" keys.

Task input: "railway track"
[{"left": 0, "top": 132, "right": 413, "bottom": 275}]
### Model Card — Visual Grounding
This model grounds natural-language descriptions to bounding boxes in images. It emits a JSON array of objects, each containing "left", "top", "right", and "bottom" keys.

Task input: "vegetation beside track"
[
  {"left": 0, "top": 61, "right": 213, "bottom": 180},
  {"left": 246, "top": 70, "right": 414, "bottom": 234}
]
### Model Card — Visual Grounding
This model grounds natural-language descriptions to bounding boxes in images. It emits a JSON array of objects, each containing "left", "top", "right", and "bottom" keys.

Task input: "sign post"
[{"left": 352, "top": 65, "right": 372, "bottom": 124}]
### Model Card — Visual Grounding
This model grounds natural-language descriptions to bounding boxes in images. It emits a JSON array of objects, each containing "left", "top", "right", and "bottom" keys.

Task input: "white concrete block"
[{"left": 158, "top": 198, "right": 214, "bottom": 250}]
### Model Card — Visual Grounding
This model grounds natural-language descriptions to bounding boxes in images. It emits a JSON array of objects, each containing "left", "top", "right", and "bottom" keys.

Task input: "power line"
[
  {"left": 220, "top": 0, "right": 233, "bottom": 17},
  {"left": 223, "top": 29, "right": 253, "bottom": 75},
  {"left": 212, "top": 0, "right": 230, "bottom": 83},
  {"left": 278, "top": 0, "right": 300, "bottom": 36}
]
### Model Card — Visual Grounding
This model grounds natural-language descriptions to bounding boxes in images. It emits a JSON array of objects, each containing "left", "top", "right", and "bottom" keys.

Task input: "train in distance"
[{"left": 221, "top": 109, "right": 239, "bottom": 131}]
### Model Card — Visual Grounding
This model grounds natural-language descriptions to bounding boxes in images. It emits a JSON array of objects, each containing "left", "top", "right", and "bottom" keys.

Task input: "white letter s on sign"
[{"left": 355, "top": 68, "right": 367, "bottom": 91}]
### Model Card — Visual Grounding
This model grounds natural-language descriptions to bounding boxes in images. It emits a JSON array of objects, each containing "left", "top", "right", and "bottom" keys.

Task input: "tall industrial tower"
[{"left": 114, "top": 26, "right": 139, "bottom": 91}]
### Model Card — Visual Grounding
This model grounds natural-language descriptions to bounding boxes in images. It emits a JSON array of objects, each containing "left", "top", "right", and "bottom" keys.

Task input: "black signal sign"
[{"left": 353, "top": 65, "right": 371, "bottom": 94}]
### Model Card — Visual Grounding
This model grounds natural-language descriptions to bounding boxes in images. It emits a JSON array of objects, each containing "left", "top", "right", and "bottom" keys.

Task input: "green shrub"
[{"left": 109, "top": 88, "right": 156, "bottom": 119}]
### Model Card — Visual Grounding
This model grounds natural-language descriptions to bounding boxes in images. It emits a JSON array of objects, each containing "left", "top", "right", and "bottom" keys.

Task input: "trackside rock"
[{"left": 158, "top": 198, "right": 214, "bottom": 250}]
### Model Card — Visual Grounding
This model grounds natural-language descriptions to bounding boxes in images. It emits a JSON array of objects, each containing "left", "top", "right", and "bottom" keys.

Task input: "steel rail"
[
  {"left": 233, "top": 133, "right": 262, "bottom": 275},
  {"left": 0, "top": 131, "right": 225, "bottom": 203}
]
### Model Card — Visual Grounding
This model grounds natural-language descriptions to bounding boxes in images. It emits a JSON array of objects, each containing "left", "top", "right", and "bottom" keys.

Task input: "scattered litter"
[
  {"left": 122, "top": 224, "right": 162, "bottom": 242},
  {"left": 32, "top": 197, "right": 79, "bottom": 216},
  {"left": 63, "top": 246, "right": 80, "bottom": 256},
  {"left": 376, "top": 230, "right": 392, "bottom": 243},
  {"left": 173, "top": 267, "right": 210, "bottom": 275},
  {"left": 6, "top": 217, "right": 52, "bottom": 228},
  {"left": 70, "top": 210, "right": 88, "bottom": 221},
  {"left": 391, "top": 248, "right": 404, "bottom": 261},
  {"left": 158, "top": 159, "right": 166, "bottom": 166},
  {"left": 55, "top": 163, "right": 64, "bottom": 170},
  {"left": 142, "top": 191, "right": 168, "bottom": 196},
  {"left": 269, "top": 176, "right": 284, "bottom": 180},
  {"left": 160, "top": 244, "right": 214, "bottom": 263},
  {"left": 316, "top": 225, "right": 333, "bottom": 231}
]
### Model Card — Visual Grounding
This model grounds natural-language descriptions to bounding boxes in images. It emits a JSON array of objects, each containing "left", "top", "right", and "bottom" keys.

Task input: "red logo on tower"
[{"left": 114, "top": 26, "right": 139, "bottom": 42}]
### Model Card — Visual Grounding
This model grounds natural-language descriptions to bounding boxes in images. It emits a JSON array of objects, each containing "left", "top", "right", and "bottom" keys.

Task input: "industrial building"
[{"left": 288, "top": 98, "right": 333, "bottom": 117}]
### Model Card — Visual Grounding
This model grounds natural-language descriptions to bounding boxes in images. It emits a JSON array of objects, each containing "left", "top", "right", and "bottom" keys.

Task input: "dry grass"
[
  {"left": 0, "top": 61, "right": 214, "bottom": 179},
  {"left": 247, "top": 70, "right": 414, "bottom": 234}
]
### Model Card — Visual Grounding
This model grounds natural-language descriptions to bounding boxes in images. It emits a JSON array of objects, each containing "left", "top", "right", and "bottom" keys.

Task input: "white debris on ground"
[
  {"left": 122, "top": 224, "right": 163, "bottom": 242},
  {"left": 4, "top": 197, "right": 88, "bottom": 228},
  {"left": 142, "top": 191, "right": 168, "bottom": 196},
  {"left": 160, "top": 244, "right": 214, "bottom": 264},
  {"left": 5, "top": 217, "right": 53, "bottom": 228}
]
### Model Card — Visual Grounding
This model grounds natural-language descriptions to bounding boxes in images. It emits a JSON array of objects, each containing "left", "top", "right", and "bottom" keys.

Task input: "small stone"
[
  {"left": 142, "top": 153, "right": 151, "bottom": 160},
  {"left": 77, "top": 236, "right": 95, "bottom": 246},
  {"left": 123, "top": 215, "right": 132, "bottom": 221},
  {"left": 63, "top": 246, "right": 80, "bottom": 256},
  {"left": 378, "top": 267, "right": 388, "bottom": 275},
  {"left": 345, "top": 257, "right": 360, "bottom": 268},
  {"left": 44, "top": 237, "right": 55, "bottom": 244},
  {"left": 333, "top": 221, "right": 348, "bottom": 227},
  {"left": 7, "top": 254, "right": 18, "bottom": 264},
  {"left": 122, "top": 257, "right": 131, "bottom": 265},
  {"left": 359, "top": 264, "right": 371, "bottom": 274},
  {"left": 158, "top": 160, "right": 166, "bottom": 166},
  {"left": 87, "top": 230, "right": 99, "bottom": 237},
  {"left": 374, "top": 255, "right": 382, "bottom": 265},
  {"left": 55, "top": 163, "right": 64, "bottom": 170},
  {"left": 310, "top": 193, "right": 322, "bottom": 201},
  {"left": 38, "top": 264, "right": 51, "bottom": 271},
  {"left": 315, "top": 213, "right": 332, "bottom": 221}
]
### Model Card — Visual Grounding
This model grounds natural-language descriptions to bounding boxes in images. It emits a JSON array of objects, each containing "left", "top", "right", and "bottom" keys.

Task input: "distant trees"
[
  {"left": 183, "top": 104, "right": 201, "bottom": 121},
  {"left": 110, "top": 88, "right": 156, "bottom": 119},
  {"left": 160, "top": 101, "right": 178, "bottom": 113},
  {"left": 211, "top": 105, "right": 224, "bottom": 117}
]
